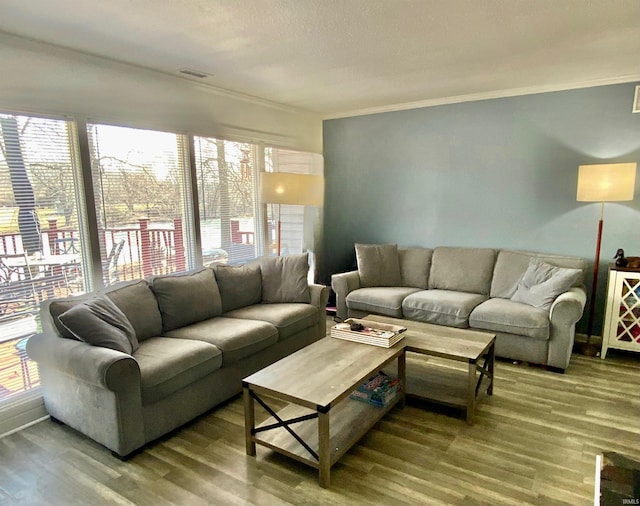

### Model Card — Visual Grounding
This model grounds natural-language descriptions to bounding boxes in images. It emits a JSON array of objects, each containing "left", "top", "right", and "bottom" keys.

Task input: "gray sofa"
[
  {"left": 27, "top": 254, "right": 329, "bottom": 457},
  {"left": 332, "top": 245, "right": 587, "bottom": 371}
]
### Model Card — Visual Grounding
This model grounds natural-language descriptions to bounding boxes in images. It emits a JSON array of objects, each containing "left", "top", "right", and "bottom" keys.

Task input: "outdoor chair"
[
  {"left": 0, "top": 253, "right": 42, "bottom": 317},
  {"left": 103, "top": 239, "right": 125, "bottom": 285}
]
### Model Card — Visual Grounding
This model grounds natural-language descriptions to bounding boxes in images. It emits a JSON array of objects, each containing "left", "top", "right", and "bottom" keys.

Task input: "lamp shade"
[
  {"left": 576, "top": 163, "right": 637, "bottom": 202},
  {"left": 259, "top": 172, "right": 324, "bottom": 206}
]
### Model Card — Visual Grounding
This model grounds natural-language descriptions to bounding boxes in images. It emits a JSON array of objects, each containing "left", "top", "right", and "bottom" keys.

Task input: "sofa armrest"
[
  {"left": 547, "top": 286, "right": 587, "bottom": 370},
  {"left": 310, "top": 283, "right": 330, "bottom": 337},
  {"left": 310, "top": 283, "right": 330, "bottom": 310},
  {"left": 550, "top": 286, "right": 587, "bottom": 324},
  {"left": 26, "top": 332, "right": 140, "bottom": 392},
  {"left": 331, "top": 270, "right": 361, "bottom": 321}
]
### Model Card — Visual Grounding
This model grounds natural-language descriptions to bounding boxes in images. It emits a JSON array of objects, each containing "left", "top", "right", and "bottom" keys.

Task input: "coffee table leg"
[
  {"left": 243, "top": 385, "right": 256, "bottom": 456},
  {"left": 466, "top": 360, "right": 476, "bottom": 425},
  {"left": 398, "top": 351, "right": 406, "bottom": 409},
  {"left": 318, "top": 409, "right": 330, "bottom": 488},
  {"left": 487, "top": 342, "right": 495, "bottom": 396}
]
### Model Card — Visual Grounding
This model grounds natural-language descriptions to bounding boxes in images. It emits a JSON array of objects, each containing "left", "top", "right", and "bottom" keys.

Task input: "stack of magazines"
[
  {"left": 350, "top": 371, "right": 401, "bottom": 408},
  {"left": 330, "top": 318, "right": 406, "bottom": 348}
]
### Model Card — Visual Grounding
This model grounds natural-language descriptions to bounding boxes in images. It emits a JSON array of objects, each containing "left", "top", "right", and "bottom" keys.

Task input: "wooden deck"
[{"left": 0, "top": 317, "right": 40, "bottom": 400}]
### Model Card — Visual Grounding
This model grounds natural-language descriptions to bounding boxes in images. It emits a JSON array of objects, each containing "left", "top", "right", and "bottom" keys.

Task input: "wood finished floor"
[{"left": 1, "top": 334, "right": 639, "bottom": 505}]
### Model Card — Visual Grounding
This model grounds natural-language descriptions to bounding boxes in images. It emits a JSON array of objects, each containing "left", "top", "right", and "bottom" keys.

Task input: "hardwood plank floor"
[{"left": 1, "top": 329, "right": 638, "bottom": 505}]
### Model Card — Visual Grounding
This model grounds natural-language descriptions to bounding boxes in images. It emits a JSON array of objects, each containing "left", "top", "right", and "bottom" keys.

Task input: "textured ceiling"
[{"left": 1, "top": 0, "right": 639, "bottom": 117}]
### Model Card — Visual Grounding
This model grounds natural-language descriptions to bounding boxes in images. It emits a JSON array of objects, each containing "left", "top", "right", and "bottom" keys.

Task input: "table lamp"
[
  {"left": 259, "top": 172, "right": 324, "bottom": 255},
  {"left": 576, "top": 162, "right": 637, "bottom": 354}
]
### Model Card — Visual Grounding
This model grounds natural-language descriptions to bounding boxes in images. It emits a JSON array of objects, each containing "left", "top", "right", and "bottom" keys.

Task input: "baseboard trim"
[
  {"left": 574, "top": 332, "right": 602, "bottom": 346},
  {"left": 0, "top": 393, "right": 47, "bottom": 439}
]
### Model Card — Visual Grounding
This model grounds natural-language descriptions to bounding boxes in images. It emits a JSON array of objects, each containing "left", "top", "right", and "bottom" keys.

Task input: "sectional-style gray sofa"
[
  {"left": 27, "top": 254, "right": 329, "bottom": 457},
  {"left": 332, "top": 245, "right": 587, "bottom": 371}
]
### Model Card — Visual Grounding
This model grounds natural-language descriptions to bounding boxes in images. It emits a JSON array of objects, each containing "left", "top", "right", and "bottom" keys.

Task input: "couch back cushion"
[
  {"left": 356, "top": 243, "right": 401, "bottom": 287},
  {"left": 429, "top": 247, "right": 497, "bottom": 295},
  {"left": 214, "top": 262, "right": 262, "bottom": 312},
  {"left": 399, "top": 247, "right": 433, "bottom": 289},
  {"left": 260, "top": 253, "right": 311, "bottom": 303},
  {"left": 106, "top": 280, "right": 163, "bottom": 341},
  {"left": 491, "top": 250, "right": 586, "bottom": 299},
  {"left": 151, "top": 268, "right": 222, "bottom": 332}
]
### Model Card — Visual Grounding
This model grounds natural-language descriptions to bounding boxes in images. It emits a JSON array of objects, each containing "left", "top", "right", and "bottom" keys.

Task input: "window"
[
  {"left": 0, "top": 113, "right": 87, "bottom": 403},
  {"left": 264, "top": 147, "right": 324, "bottom": 257},
  {"left": 87, "top": 124, "right": 192, "bottom": 284},
  {"left": 193, "top": 137, "right": 259, "bottom": 265},
  {"left": 0, "top": 113, "right": 323, "bottom": 433}
]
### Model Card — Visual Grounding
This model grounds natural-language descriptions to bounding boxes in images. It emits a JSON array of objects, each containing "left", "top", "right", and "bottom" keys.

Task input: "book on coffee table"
[
  {"left": 330, "top": 318, "right": 406, "bottom": 348},
  {"left": 349, "top": 371, "right": 401, "bottom": 407}
]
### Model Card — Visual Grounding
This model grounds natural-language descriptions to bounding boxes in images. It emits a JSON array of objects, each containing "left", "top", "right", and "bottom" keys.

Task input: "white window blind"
[
  {"left": 0, "top": 113, "right": 86, "bottom": 406},
  {"left": 87, "top": 124, "right": 192, "bottom": 284},
  {"left": 194, "top": 137, "right": 259, "bottom": 265}
]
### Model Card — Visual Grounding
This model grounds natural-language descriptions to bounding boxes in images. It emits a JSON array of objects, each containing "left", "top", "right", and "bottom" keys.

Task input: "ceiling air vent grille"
[
  {"left": 634, "top": 85, "right": 640, "bottom": 113},
  {"left": 179, "top": 68, "right": 209, "bottom": 79}
]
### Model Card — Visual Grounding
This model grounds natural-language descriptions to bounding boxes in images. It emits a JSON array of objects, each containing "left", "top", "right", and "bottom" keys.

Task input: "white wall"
[{"left": 0, "top": 32, "right": 322, "bottom": 152}]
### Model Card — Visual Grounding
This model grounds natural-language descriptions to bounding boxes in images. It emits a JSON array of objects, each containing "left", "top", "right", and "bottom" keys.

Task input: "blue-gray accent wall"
[{"left": 322, "top": 83, "right": 640, "bottom": 335}]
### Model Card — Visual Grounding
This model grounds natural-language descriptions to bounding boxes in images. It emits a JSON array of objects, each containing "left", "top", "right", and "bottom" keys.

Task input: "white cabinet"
[{"left": 601, "top": 266, "right": 640, "bottom": 359}]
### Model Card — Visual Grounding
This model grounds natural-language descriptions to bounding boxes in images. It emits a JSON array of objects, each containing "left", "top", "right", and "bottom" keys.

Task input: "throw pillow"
[
  {"left": 511, "top": 259, "right": 582, "bottom": 311},
  {"left": 260, "top": 253, "right": 311, "bottom": 303},
  {"left": 355, "top": 243, "right": 401, "bottom": 287},
  {"left": 214, "top": 262, "right": 262, "bottom": 312},
  {"left": 57, "top": 295, "right": 138, "bottom": 354},
  {"left": 151, "top": 268, "right": 222, "bottom": 332}
]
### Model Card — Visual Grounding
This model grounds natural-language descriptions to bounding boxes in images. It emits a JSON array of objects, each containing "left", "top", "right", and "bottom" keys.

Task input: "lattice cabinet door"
[{"left": 601, "top": 267, "right": 640, "bottom": 359}]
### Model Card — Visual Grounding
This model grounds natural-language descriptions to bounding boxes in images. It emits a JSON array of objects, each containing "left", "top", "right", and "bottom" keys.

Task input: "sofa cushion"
[
  {"left": 399, "top": 247, "right": 433, "bottom": 289},
  {"left": 106, "top": 280, "right": 163, "bottom": 341},
  {"left": 260, "top": 253, "right": 311, "bottom": 303},
  {"left": 57, "top": 295, "right": 139, "bottom": 354},
  {"left": 511, "top": 259, "right": 583, "bottom": 311},
  {"left": 347, "top": 287, "right": 423, "bottom": 318},
  {"left": 429, "top": 247, "right": 496, "bottom": 295},
  {"left": 134, "top": 337, "right": 223, "bottom": 405},
  {"left": 214, "top": 262, "right": 262, "bottom": 312},
  {"left": 165, "top": 316, "right": 278, "bottom": 366},
  {"left": 356, "top": 243, "right": 402, "bottom": 287},
  {"left": 151, "top": 269, "right": 222, "bottom": 332},
  {"left": 491, "top": 250, "right": 586, "bottom": 298},
  {"left": 402, "top": 290, "right": 488, "bottom": 328},
  {"left": 470, "top": 298, "right": 550, "bottom": 340},
  {"left": 224, "top": 303, "right": 318, "bottom": 340},
  {"left": 48, "top": 298, "right": 84, "bottom": 339}
]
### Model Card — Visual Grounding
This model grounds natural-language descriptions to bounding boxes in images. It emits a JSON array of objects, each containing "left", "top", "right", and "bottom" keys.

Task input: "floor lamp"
[
  {"left": 576, "top": 162, "right": 637, "bottom": 355},
  {"left": 259, "top": 172, "right": 324, "bottom": 256}
]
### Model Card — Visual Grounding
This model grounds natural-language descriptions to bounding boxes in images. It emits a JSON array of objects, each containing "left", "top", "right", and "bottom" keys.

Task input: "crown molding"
[
  {"left": 0, "top": 30, "right": 317, "bottom": 117},
  {"left": 322, "top": 76, "right": 640, "bottom": 120}
]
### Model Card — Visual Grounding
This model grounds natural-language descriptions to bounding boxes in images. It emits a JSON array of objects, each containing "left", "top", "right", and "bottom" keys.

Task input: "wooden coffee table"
[
  {"left": 366, "top": 315, "right": 496, "bottom": 424},
  {"left": 243, "top": 337, "right": 406, "bottom": 488}
]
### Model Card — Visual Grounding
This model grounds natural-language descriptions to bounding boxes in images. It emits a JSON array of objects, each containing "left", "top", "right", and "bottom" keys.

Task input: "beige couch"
[
  {"left": 332, "top": 245, "right": 587, "bottom": 371},
  {"left": 27, "top": 254, "right": 329, "bottom": 458}
]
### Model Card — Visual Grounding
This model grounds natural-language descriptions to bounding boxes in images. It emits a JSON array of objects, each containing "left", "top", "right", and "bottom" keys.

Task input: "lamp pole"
[{"left": 582, "top": 203, "right": 604, "bottom": 355}]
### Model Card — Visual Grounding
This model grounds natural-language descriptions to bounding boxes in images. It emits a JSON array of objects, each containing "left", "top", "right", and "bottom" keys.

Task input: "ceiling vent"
[
  {"left": 178, "top": 68, "right": 210, "bottom": 79},
  {"left": 634, "top": 85, "right": 640, "bottom": 113}
]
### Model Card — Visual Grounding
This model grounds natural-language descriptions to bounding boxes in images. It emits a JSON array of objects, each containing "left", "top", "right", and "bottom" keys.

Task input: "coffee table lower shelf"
[
  {"left": 246, "top": 391, "right": 402, "bottom": 486},
  {"left": 405, "top": 357, "right": 493, "bottom": 423}
]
